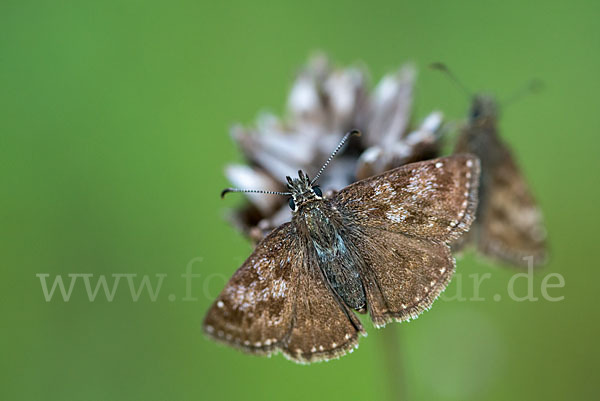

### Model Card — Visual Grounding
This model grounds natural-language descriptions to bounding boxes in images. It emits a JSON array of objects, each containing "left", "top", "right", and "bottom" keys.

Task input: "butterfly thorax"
[{"left": 460, "top": 122, "right": 497, "bottom": 159}]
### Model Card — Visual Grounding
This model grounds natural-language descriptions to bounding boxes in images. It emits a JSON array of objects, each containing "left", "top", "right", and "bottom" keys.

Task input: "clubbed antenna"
[
  {"left": 310, "top": 129, "right": 361, "bottom": 186},
  {"left": 221, "top": 188, "right": 291, "bottom": 199},
  {"left": 430, "top": 62, "right": 473, "bottom": 98}
]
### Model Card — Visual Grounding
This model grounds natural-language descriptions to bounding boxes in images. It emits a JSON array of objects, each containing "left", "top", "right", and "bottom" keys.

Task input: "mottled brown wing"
[
  {"left": 335, "top": 154, "right": 480, "bottom": 242},
  {"left": 203, "top": 223, "right": 365, "bottom": 363},
  {"left": 282, "top": 258, "right": 365, "bottom": 363},
  {"left": 354, "top": 227, "right": 455, "bottom": 327},
  {"left": 330, "top": 155, "right": 478, "bottom": 327},
  {"left": 203, "top": 224, "right": 296, "bottom": 355},
  {"left": 477, "top": 144, "right": 547, "bottom": 266}
]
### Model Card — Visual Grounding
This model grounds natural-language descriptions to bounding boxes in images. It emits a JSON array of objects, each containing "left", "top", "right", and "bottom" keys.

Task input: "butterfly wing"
[
  {"left": 332, "top": 154, "right": 480, "bottom": 326},
  {"left": 283, "top": 256, "right": 365, "bottom": 363},
  {"left": 355, "top": 228, "right": 455, "bottom": 327},
  {"left": 203, "top": 222, "right": 365, "bottom": 363},
  {"left": 203, "top": 224, "right": 296, "bottom": 355},
  {"left": 477, "top": 142, "right": 547, "bottom": 266},
  {"left": 336, "top": 154, "right": 480, "bottom": 242}
]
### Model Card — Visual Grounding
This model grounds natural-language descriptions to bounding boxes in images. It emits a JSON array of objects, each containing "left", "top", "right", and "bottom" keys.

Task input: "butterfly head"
[
  {"left": 286, "top": 170, "right": 323, "bottom": 212},
  {"left": 470, "top": 94, "right": 499, "bottom": 123}
]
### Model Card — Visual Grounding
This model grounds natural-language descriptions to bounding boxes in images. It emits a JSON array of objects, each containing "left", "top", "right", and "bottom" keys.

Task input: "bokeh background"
[{"left": 2, "top": 1, "right": 599, "bottom": 400}]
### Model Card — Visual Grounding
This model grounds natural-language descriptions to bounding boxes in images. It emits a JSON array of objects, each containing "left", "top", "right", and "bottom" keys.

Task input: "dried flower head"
[{"left": 225, "top": 54, "right": 444, "bottom": 242}]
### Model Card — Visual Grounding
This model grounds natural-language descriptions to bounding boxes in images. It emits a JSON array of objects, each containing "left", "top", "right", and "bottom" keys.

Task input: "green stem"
[{"left": 380, "top": 324, "right": 406, "bottom": 401}]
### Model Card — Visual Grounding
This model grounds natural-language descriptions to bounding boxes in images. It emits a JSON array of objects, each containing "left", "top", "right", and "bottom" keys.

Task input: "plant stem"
[{"left": 379, "top": 324, "right": 406, "bottom": 401}]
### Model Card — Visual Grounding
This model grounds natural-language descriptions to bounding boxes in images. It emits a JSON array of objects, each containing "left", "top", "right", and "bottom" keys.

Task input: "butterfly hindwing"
[
  {"left": 477, "top": 141, "right": 547, "bottom": 266},
  {"left": 283, "top": 261, "right": 365, "bottom": 363},
  {"left": 355, "top": 228, "right": 455, "bottom": 327}
]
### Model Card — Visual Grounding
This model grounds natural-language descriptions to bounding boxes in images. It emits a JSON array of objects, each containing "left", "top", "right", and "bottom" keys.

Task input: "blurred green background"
[{"left": 2, "top": 1, "right": 598, "bottom": 400}]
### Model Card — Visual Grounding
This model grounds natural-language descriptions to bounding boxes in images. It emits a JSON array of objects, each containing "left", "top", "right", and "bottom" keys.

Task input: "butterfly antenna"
[
  {"left": 430, "top": 62, "right": 473, "bottom": 99},
  {"left": 221, "top": 188, "right": 291, "bottom": 199},
  {"left": 311, "top": 129, "right": 361, "bottom": 186},
  {"left": 502, "top": 79, "right": 544, "bottom": 108}
]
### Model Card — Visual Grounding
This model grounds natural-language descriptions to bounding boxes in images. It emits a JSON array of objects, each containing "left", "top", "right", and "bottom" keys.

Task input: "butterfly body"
[
  {"left": 295, "top": 199, "right": 367, "bottom": 312},
  {"left": 457, "top": 95, "right": 502, "bottom": 214},
  {"left": 284, "top": 170, "right": 367, "bottom": 311},
  {"left": 205, "top": 154, "right": 480, "bottom": 363}
]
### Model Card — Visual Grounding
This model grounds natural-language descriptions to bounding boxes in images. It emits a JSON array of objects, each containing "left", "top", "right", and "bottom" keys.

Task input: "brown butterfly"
[
  {"left": 432, "top": 64, "right": 547, "bottom": 268},
  {"left": 453, "top": 95, "right": 547, "bottom": 267},
  {"left": 204, "top": 130, "right": 480, "bottom": 363}
]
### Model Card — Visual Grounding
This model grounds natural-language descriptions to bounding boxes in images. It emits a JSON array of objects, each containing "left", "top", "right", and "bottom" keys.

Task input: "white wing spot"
[
  {"left": 205, "top": 325, "right": 214, "bottom": 334},
  {"left": 319, "top": 345, "right": 324, "bottom": 351},
  {"left": 217, "top": 300, "right": 224, "bottom": 308},
  {"left": 345, "top": 333, "right": 351, "bottom": 340},
  {"left": 254, "top": 342, "right": 262, "bottom": 347},
  {"left": 386, "top": 204, "right": 409, "bottom": 223},
  {"left": 332, "top": 342, "right": 337, "bottom": 348},
  {"left": 440, "top": 267, "right": 446, "bottom": 274},
  {"left": 466, "top": 159, "right": 473, "bottom": 168},
  {"left": 435, "top": 162, "right": 443, "bottom": 168},
  {"left": 401, "top": 304, "right": 407, "bottom": 309},
  {"left": 311, "top": 346, "right": 316, "bottom": 352}
]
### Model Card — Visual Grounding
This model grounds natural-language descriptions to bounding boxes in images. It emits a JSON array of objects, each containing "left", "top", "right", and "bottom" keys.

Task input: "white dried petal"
[
  {"left": 367, "top": 64, "right": 416, "bottom": 148},
  {"left": 288, "top": 76, "right": 322, "bottom": 118},
  {"left": 323, "top": 67, "right": 367, "bottom": 131},
  {"left": 404, "top": 111, "right": 443, "bottom": 146},
  {"left": 226, "top": 56, "right": 444, "bottom": 243}
]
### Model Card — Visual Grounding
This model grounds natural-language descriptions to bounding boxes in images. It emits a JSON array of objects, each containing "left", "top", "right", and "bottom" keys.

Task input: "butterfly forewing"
[
  {"left": 203, "top": 224, "right": 296, "bottom": 354},
  {"left": 336, "top": 154, "right": 480, "bottom": 241}
]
